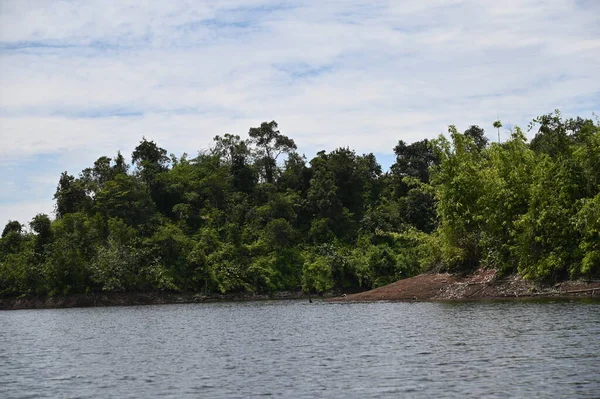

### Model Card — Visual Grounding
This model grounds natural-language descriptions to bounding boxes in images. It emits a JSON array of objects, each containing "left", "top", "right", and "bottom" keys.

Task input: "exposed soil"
[{"left": 326, "top": 269, "right": 600, "bottom": 303}]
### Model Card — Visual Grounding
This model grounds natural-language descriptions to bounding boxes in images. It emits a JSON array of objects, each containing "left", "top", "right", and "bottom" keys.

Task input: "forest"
[{"left": 1, "top": 111, "right": 599, "bottom": 298}]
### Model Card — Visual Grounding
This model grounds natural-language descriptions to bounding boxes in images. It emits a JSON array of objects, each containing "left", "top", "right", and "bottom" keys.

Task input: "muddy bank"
[
  {"left": 0, "top": 290, "right": 318, "bottom": 311},
  {"left": 326, "top": 269, "right": 600, "bottom": 303}
]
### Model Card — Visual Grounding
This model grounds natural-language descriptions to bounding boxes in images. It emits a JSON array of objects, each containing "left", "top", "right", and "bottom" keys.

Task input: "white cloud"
[
  {"left": 0, "top": 201, "right": 55, "bottom": 229},
  {"left": 0, "top": 0, "right": 599, "bottom": 227}
]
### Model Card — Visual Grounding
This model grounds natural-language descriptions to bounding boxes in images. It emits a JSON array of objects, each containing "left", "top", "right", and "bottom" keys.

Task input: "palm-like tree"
[{"left": 493, "top": 120, "right": 503, "bottom": 143}]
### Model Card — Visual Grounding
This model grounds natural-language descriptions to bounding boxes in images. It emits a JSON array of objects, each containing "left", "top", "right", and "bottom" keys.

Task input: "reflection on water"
[{"left": 1, "top": 299, "right": 599, "bottom": 398}]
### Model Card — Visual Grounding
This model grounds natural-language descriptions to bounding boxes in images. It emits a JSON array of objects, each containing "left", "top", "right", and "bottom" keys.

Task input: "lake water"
[{"left": 1, "top": 299, "right": 599, "bottom": 398}]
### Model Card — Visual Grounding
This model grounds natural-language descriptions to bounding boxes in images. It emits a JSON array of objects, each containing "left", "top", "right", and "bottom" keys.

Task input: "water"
[{"left": 1, "top": 299, "right": 599, "bottom": 398}]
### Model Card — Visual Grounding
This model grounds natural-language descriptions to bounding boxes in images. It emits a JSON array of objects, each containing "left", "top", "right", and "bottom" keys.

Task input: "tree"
[
  {"left": 515, "top": 114, "right": 599, "bottom": 280},
  {"left": 575, "top": 193, "right": 600, "bottom": 277},
  {"left": 528, "top": 110, "right": 586, "bottom": 158},
  {"left": 357, "top": 153, "right": 383, "bottom": 210},
  {"left": 2, "top": 221, "right": 22, "bottom": 238},
  {"left": 431, "top": 126, "right": 487, "bottom": 271},
  {"left": 54, "top": 172, "right": 90, "bottom": 218},
  {"left": 132, "top": 138, "right": 172, "bottom": 214},
  {"left": 306, "top": 151, "right": 357, "bottom": 241},
  {"left": 90, "top": 217, "right": 139, "bottom": 292},
  {"left": 44, "top": 212, "right": 97, "bottom": 295},
  {"left": 248, "top": 121, "right": 297, "bottom": 184},
  {"left": 30, "top": 213, "right": 53, "bottom": 258},
  {"left": 391, "top": 139, "right": 438, "bottom": 197},
  {"left": 477, "top": 127, "right": 535, "bottom": 273},
  {"left": 0, "top": 221, "right": 25, "bottom": 255},
  {"left": 278, "top": 152, "right": 310, "bottom": 193},
  {"left": 2, "top": 112, "right": 598, "bottom": 300},
  {"left": 464, "top": 125, "right": 489, "bottom": 151},
  {"left": 95, "top": 174, "right": 156, "bottom": 227},
  {"left": 113, "top": 151, "right": 129, "bottom": 175},
  {"left": 493, "top": 120, "right": 502, "bottom": 143},
  {"left": 514, "top": 155, "right": 583, "bottom": 280},
  {"left": 212, "top": 134, "right": 256, "bottom": 194},
  {"left": 389, "top": 139, "right": 439, "bottom": 233},
  {"left": 132, "top": 138, "right": 170, "bottom": 176},
  {"left": 80, "top": 155, "right": 126, "bottom": 200},
  {"left": 398, "top": 188, "right": 437, "bottom": 233}
]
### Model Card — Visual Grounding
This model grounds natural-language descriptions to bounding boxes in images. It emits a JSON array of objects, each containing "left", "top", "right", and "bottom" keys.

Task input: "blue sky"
[{"left": 1, "top": 0, "right": 599, "bottom": 228}]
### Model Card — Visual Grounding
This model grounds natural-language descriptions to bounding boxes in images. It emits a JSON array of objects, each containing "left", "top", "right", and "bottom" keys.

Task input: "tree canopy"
[{"left": 1, "top": 112, "right": 598, "bottom": 298}]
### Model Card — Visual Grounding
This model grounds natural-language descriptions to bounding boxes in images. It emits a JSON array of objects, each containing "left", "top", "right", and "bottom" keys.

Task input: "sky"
[{"left": 0, "top": 0, "right": 599, "bottom": 229}]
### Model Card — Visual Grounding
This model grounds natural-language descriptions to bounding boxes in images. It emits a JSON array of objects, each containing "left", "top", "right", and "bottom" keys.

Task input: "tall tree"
[
  {"left": 213, "top": 134, "right": 256, "bottom": 194},
  {"left": 248, "top": 121, "right": 297, "bottom": 184},
  {"left": 431, "top": 126, "right": 487, "bottom": 271},
  {"left": 0, "top": 221, "right": 24, "bottom": 255},
  {"left": 528, "top": 110, "right": 572, "bottom": 157},
  {"left": 2, "top": 221, "right": 22, "bottom": 238},
  {"left": 493, "top": 119, "right": 502, "bottom": 143},
  {"left": 54, "top": 172, "right": 90, "bottom": 218},
  {"left": 391, "top": 139, "right": 438, "bottom": 197},
  {"left": 30, "top": 213, "right": 53, "bottom": 264},
  {"left": 464, "top": 125, "right": 489, "bottom": 151},
  {"left": 131, "top": 138, "right": 171, "bottom": 214}
]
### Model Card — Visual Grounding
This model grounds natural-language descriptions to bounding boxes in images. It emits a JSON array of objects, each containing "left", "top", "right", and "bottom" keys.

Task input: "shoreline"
[
  {"left": 2, "top": 269, "right": 599, "bottom": 310},
  {"left": 0, "top": 290, "right": 321, "bottom": 311},
  {"left": 326, "top": 269, "right": 600, "bottom": 303}
]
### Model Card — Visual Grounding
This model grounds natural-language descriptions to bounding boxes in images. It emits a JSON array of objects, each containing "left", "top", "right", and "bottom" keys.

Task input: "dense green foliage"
[{"left": 1, "top": 113, "right": 599, "bottom": 298}]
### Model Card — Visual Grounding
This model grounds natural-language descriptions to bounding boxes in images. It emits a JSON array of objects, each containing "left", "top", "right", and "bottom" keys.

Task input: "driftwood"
[
  {"left": 528, "top": 287, "right": 599, "bottom": 296},
  {"left": 559, "top": 288, "right": 599, "bottom": 295},
  {"left": 466, "top": 285, "right": 486, "bottom": 298}
]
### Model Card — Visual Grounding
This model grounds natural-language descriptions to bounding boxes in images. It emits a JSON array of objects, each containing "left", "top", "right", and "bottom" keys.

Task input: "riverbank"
[
  {"left": 2, "top": 269, "right": 599, "bottom": 310},
  {"left": 0, "top": 290, "right": 319, "bottom": 311},
  {"left": 326, "top": 269, "right": 600, "bottom": 303}
]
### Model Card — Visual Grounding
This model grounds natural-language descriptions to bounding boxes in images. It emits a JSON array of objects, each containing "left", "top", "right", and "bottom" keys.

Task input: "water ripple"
[{"left": 1, "top": 300, "right": 599, "bottom": 398}]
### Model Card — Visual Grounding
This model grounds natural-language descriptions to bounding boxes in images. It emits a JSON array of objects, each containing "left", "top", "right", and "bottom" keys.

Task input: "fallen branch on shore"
[{"left": 560, "top": 288, "right": 599, "bottom": 295}]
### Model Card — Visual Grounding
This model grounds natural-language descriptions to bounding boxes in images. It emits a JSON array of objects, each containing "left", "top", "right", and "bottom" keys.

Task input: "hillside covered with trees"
[{"left": 1, "top": 111, "right": 599, "bottom": 298}]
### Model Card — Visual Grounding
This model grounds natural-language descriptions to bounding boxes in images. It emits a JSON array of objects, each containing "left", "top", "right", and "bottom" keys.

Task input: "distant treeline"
[{"left": 1, "top": 111, "right": 599, "bottom": 297}]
